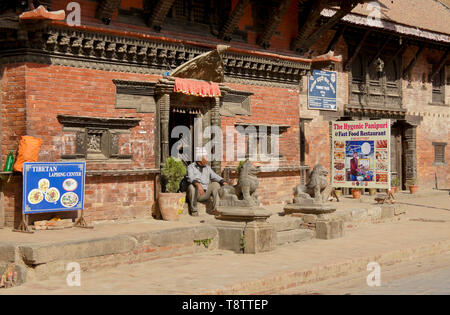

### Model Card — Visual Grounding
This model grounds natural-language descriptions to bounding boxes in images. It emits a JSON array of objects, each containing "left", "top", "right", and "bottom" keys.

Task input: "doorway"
[
  {"left": 391, "top": 121, "right": 406, "bottom": 189},
  {"left": 169, "top": 110, "right": 196, "bottom": 165}
]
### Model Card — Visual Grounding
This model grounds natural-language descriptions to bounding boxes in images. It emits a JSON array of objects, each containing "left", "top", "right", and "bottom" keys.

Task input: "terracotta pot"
[
  {"left": 390, "top": 186, "right": 398, "bottom": 194},
  {"left": 368, "top": 188, "right": 377, "bottom": 196},
  {"left": 352, "top": 189, "right": 362, "bottom": 199},
  {"left": 409, "top": 185, "right": 419, "bottom": 194},
  {"left": 158, "top": 193, "right": 186, "bottom": 221}
]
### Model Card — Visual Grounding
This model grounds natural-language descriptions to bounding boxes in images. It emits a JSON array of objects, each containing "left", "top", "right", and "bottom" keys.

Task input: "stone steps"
[
  {"left": 268, "top": 215, "right": 314, "bottom": 246},
  {"left": 276, "top": 229, "right": 314, "bottom": 246}
]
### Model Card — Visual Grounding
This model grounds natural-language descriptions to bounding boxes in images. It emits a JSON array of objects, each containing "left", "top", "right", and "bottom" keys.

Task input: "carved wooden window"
[
  {"left": 349, "top": 49, "right": 402, "bottom": 108},
  {"left": 433, "top": 142, "right": 447, "bottom": 165},
  {"left": 57, "top": 115, "right": 140, "bottom": 160},
  {"left": 432, "top": 66, "right": 445, "bottom": 104}
]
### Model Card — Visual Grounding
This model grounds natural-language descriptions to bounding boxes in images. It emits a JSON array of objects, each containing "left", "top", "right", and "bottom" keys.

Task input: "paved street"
[{"left": 282, "top": 251, "right": 450, "bottom": 295}]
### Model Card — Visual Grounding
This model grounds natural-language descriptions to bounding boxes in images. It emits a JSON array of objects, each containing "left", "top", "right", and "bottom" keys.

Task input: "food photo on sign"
[{"left": 345, "top": 141, "right": 375, "bottom": 183}]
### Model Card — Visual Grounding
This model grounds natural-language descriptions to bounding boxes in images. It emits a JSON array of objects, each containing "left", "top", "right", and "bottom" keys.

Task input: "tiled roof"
[
  {"left": 350, "top": 0, "right": 450, "bottom": 36},
  {"left": 323, "top": 0, "right": 450, "bottom": 43}
]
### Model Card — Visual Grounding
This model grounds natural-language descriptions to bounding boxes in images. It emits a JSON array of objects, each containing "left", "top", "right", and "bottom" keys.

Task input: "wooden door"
[{"left": 390, "top": 123, "right": 403, "bottom": 188}]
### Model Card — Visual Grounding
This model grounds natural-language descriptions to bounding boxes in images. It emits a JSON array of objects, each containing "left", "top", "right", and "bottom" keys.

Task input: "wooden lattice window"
[
  {"left": 433, "top": 142, "right": 447, "bottom": 165},
  {"left": 432, "top": 66, "right": 445, "bottom": 104}
]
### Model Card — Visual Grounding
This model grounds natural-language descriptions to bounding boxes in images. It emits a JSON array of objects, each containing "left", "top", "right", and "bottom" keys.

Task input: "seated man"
[{"left": 186, "top": 152, "right": 227, "bottom": 216}]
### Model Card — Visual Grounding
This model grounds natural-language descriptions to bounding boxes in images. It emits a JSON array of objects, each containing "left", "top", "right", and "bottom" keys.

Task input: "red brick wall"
[
  {"left": 221, "top": 83, "right": 301, "bottom": 168},
  {"left": 1, "top": 64, "right": 27, "bottom": 164},
  {"left": 1, "top": 63, "right": 159, "bottom": 227},
  {"left": 401, "top": 47, "right": 450, "bottom": 188}
]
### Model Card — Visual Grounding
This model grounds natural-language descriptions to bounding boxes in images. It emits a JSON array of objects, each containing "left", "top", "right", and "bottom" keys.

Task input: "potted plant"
[
  {"left": 352, "top": 188, "right": 362, "bottom": 199},
  {"left": 158, "top": 157, "right": 187, "bottom": 221},
  {"left": 390, "top": 177, "right": 401, "bottom": 194},
  {"left": 407, "top": 177, "right": 419, "bottom": 194},
  {"left": 368, "top": 188, "right": 377, "bottom": 196}
]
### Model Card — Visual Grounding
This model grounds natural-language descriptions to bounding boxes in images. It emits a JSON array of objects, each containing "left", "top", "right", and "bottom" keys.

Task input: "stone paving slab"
[{"left": 2, "top": 217, "right": 450, "bottom": 295}]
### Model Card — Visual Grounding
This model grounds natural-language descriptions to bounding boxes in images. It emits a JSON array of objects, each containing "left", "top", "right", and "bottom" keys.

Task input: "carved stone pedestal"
[
  {"left": 283, "top": 200, "right": 337, "bottom": 215},
  {"left": 212, "top": 207, "right": 276, "bottom": 254}
]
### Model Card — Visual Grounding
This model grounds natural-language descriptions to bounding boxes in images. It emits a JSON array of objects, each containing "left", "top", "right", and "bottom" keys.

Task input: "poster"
[
  {"left": 23, "top": 162, "right": 85, "bottom": 214},
  {"left": 307, "top": 70, "right": 337, "bottom": 111},
  {"left": 331, "top": 120, "right": 390, "bottom": 189}
]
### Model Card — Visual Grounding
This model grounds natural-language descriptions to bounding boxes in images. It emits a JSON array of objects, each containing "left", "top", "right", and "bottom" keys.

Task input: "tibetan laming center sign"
[
  {"left": 331, "top": 119, "right": 390, "bottom": 189},
  {"left": 23, "top": 162, "right": 86, "bottom": 214}
]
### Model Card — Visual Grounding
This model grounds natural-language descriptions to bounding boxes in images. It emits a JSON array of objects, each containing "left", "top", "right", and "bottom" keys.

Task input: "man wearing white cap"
[{"left": 186, "top": 148, "right": 227, "bottom": 216}]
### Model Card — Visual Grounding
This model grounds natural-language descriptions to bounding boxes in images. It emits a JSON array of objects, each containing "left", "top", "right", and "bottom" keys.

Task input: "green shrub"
[
  {"left": 391, "top": 177, "right": 401, "bottom": 187},
  {"left": 161, "top": 157, "right": 187, "bottom": 193}
]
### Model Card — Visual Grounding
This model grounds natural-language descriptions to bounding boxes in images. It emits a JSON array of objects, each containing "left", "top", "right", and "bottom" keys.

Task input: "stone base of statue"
[
  {"left": 212, "top": 160, "right": 276, "bottom": 254},
  {"left": 283, "top": 198, "right": 337, "bottom": 215},
  {"left": 213, "top": 207, "right": 276, "bottom": 254}
]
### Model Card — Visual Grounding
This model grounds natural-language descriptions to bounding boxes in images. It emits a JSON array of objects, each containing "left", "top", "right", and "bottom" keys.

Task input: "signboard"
[
  {"left": 307, "top": 70, "right": 337, "bottom": 111},
  {"left": 331, "top": 120, "right": 390, "bottom": 189},
  {"left": 23, "top": 162, "right": 86, "bottom": 214}
]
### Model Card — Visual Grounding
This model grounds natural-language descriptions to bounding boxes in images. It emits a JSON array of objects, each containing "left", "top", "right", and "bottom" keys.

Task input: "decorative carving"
[
  {"left": 58, "top": 115, "right": 139, "bottom": 160},
  {"left": 219, "top": 159, "right": 260, "bottom": 207},
  {"left": 218, "top": 0, "right": 250, "bottom": 41},
  {"left": 170, "top": 45, "right": 229, "bottom": 82},
  {"left": 147, "top": 0, "right": 176, "bottom": 32},
  {"left": 0, "top": 25, "right": 309, "bottom": 86},
  {"left": 257, "top": 0, "right": 291, "bottom": 49},
  {"left": 96, "top": 0, "right": 121, "bottom": 25}
]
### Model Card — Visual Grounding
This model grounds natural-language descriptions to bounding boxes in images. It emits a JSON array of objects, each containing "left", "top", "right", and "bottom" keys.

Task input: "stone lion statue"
[
  {"left": 293, "top": 164, "right": 329, "bottom": 203},
  {"left": 219, "top": 159, "right": 259, "bottom": 207}
]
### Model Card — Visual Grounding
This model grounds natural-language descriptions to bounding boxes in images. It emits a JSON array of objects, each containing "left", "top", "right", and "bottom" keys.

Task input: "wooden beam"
[
  {"left": 298, "top": 1, "right": 358, "bottom": 53},
  {"left": 369, "top": 35, "right": 392, "bottom": 65},
  {"left": 430, "top": 50, "right": 449, "bottom": 81},
  {"left": 147, "top": 0, "right": 176, "bottom": 32},
  {"left": 218, "top": 0, "right": 251, "bottom": 42},
  {"left": 402, "top": 45, "right": 425, "bottom": 79},
  {"left": 291, "top": 0, "right": 328, "bottom": 52},
  {"left": 385, "top": 40, "right": 408, "bottom": 66},
  {"left": 324, "top": 25, "right": 346, "bottom": 54},
  {"left": 344, "top": 29, "right": 371, "bottom": 71},
  {"left": 96, "top": 0, "right": 121, "bottom": 25},
  {"left": 257, "top": 0, "right": 292, "bottom": 49}
]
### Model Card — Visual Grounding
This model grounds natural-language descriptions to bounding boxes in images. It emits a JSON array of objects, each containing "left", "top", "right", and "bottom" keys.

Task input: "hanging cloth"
[{"left": 173, "top": 78, "right": 221, "bottom": 97}]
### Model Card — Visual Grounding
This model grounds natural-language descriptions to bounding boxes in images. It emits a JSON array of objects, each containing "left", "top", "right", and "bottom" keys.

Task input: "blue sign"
[
  {"left": 23, "top": 162, "right": 86, "bottom": 214},
  {"left": 308, "top": 70, "right": 337, "bottom": 111}
]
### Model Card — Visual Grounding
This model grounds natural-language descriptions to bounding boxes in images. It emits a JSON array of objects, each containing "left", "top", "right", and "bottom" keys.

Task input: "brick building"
[{"left": 0, "top": 0, "right": 448, "bottom": 228}]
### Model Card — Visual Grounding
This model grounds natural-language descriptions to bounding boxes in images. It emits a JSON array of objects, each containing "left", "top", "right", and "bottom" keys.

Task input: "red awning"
[{"left": 174, "top": 78, "right": 221, "bottom": 97}]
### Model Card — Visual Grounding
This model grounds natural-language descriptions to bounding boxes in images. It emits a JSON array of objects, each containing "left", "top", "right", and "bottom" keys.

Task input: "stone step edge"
[
  {"left": 276, "top": 229, "right": 314, "bottom": 246},
  {"left": 201, "top": 239, "right": 450, "bottom": 295},
  {"left": 0, "top": 225, "right": 220, "bottom": 285}
]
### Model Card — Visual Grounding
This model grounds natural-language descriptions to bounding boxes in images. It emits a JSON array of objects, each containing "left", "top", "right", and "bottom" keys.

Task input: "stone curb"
[
  {"left": 201, "top": 239, "right": 450, "bottom": 294},
  {"left": 0, "top": 225, "right": 219, "bottom": 285}
]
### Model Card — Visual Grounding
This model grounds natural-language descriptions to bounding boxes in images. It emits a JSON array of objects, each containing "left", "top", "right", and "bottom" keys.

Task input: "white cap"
[{"left": 194, "top": 147, "right": 208, "bottom": 161}]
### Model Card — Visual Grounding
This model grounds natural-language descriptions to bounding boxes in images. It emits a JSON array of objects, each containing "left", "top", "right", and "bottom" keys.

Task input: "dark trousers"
[{"left": 186, "top": 182, "right": 221, "bottom": 213}]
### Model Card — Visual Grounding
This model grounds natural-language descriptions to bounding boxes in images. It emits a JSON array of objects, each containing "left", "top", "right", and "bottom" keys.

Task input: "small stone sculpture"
[
  {"left": 219, "top": 159, "right": 259, "bottom": 207},
  {"left": 293, "top": 164, "right": 329, "bottom": 204},
  {"left": 284, "top": 164, "right": 336, "bottom": 215}
]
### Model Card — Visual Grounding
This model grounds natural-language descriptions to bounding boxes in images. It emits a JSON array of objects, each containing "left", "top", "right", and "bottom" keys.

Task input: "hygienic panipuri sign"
[{"left": 331, "top": 120, "right": 390, "bottom": 189}]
